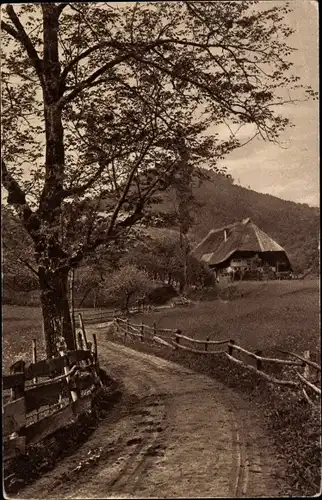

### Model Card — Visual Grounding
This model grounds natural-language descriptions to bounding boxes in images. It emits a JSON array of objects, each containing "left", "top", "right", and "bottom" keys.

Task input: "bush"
[
  {"left": 146, "top": 284, "right": 179, "bottom": 305},
  {"left": 101, "top": 265, "right": 153, "bottom": 310}
]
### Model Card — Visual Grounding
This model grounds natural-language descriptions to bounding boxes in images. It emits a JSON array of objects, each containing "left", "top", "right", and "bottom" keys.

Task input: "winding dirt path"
[{"left": 19, "top": 340, "right": 288, "bottom": 499}]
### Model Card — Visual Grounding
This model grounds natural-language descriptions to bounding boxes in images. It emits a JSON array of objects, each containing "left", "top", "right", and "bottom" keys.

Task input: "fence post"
[
  {"left": 77, "top": 331, "right": 84, "bottom": 351},
  {"left": 9, "top": 361, "right": 26, "bottom": 445},
  {"left": 59, "top": 346, "right": 78, "bottom": 403},
  {"left": 10, "top": 360, "right": 25, "bottom": 400},
  {"left": 175, "top": 329, "right": 181, "bottom": 349},
  {"left": 140, "top": 322, "right": 144, "bottom": 342},
  {"left": 228, "top": 339, "right": 235, "bottom": 356},
  {"left": 32, "top": 339, "right": 39, "bottom": 420},
  {"left": 153, "top": 322, "right": 157, "bottom": 337},
  {"left": 89, "top": 333, "right": 102, "bottom": 387},
  {"left": 205, "top": 337, "right": 209, "bottom": 352},
  {"left": 32, "top": 339, "right": 38, "bottom": 385},
  {"left": 303, "top": 350, "right": 310, "bottom": 379},
  {"left": 126, "top": 318, "right": 129, "bottom": 338},
  {"left": 255, "top": 350, "right": 262, "bottom": 370},
  {"left": 69, "top": 268, "right": 76, "bottom": 349},
  {"left": 78, "top": 313, "right": 88, "bottom": 349},
  {"left": 92, "top": 333, "right": 100, "bottom": 371}
]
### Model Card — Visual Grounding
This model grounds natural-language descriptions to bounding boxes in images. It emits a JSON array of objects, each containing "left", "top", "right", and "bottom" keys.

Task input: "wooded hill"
[
  {"left": 149, "top": 170, "right": 320, "bottom": 274},
  {"left": 2, "top": 169, "right": 320, "bottom": 297}
]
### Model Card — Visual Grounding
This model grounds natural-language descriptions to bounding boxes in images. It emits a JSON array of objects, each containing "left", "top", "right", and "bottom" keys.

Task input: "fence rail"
[
  {"left": 3, "top": 327, "right": 103, "bottom": 462},
  {"left": 106, "top": 315, "right": 321, "bottom": 409},
  {"left": 73, "top": 305, "right": 142, "bottom": 327}
]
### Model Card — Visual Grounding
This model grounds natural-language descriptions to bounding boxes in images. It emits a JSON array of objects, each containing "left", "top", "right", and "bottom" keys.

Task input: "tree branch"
[
  {"left": 17, "top": 257, "right": 39, "bottom": 278},
  {"left": 56, "top": 3, "right": 69, "bottom": 17},
  {"left": 116, "top": 203, "right": 145, "bottom": 230},
  {"left": 58, "top": 51, "right": 137, "bottom": 106},
  {"left": 67, "top": 137, "right": 155, "bottom": 268},
  {"left": 60, "top": 41, "right": 112, "bottom": 85},
  {"left": 106, "top": 138, "right": 155, "bottom": 237},
  {"left": 132, "top": 53, "right": 251, "bottom": 122},
  {"left": 2, "top": 238, "right": 38, "bottom": 279},
  {"left": 48, "top": 148, "right": 131, "bottom": 208},
  {"left": 58, "top": 38, "right": 184, "bottom": 107},
  {"left": 1, "top": 159, "right": 31, "bottom": 209},
  {"left": 1, "top": 158, "right": 42, "bottom": 241},
  {"left": 140, "top": 160, "right": 177, "bottom": 202},
  {"left": 65, "top": 150, "right": 123, "bottom": 196},
  {"left": 1, "top": 20, "right": 20, "bottom": 39},
  {"left": 3, "top": 5, "right": 44, "bottom": 85}
]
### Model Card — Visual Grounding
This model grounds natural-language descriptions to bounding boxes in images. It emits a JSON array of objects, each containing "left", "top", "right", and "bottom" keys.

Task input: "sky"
[{"left": 215, "top": 1, "right": 319, "bottom": 207}]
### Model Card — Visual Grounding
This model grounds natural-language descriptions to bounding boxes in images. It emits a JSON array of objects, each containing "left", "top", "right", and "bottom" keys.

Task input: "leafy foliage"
[
  {"left": 2, "top": 207, "right": 39, "bottom": 292},
  {"left": 121, "top": 228, "right": 213, "bottom": 288},
  {"left": 1, "top": 2, "right": 316, "bottom": 352},
  {"left": 101, "top": 264, "right": 153, "bottom": 310}
]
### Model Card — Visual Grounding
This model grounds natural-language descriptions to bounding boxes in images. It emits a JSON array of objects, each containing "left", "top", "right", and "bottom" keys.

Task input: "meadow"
[
  {"left": 3, "top": 279, "right": 320, "bottom": 372},
  {"left": 2, "top": 305, "right": 45, "bottom": 372},
  {"left": 135, "top": 279, "right": 320, "bottom": 360}
]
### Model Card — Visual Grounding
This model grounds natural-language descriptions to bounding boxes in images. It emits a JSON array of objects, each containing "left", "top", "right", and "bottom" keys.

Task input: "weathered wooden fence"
[
  {"left": 109, "top": 316, "right": 321, "bottom": 410},
  {"left": 74, "top": 309, "right": 121, "bottom": 327},
  {"left": 73, "top": 299, "right": 186, "bottom": 328},
  {"left": 3, "top": 328, "right": 102, "bottom": 462}
]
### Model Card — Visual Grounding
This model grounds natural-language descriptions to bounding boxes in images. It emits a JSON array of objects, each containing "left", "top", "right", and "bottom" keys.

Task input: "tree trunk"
[
  {"left": 39, "top": 265, "right": 75, "bottom": 358},
  {"left": 179, "top": 231, "right": 188, "bottom": 294},
  {"left": 125, "top": 293, "right": 131, "bottom": 311},
  {"left": 36, "top": 5, "right": 75, "bottom": 359}
]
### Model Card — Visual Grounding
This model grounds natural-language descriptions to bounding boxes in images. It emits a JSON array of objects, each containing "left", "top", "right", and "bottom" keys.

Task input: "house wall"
[
  {"left": 229, "top": 258, "right": 249, "bottom": 270},
  {"left": 210, "top": 251, "right": 292, "bottom": 278}
]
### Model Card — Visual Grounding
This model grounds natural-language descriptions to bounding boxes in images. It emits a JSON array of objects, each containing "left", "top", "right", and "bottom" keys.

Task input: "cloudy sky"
[{"left": 216, "top": 1, "right": 319, "bottom": 207}]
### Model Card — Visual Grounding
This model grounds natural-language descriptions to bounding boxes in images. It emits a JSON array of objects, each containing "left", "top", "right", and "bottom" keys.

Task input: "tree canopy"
[{"left": 1, "top": 1, "right": 316, "bottom": 355}]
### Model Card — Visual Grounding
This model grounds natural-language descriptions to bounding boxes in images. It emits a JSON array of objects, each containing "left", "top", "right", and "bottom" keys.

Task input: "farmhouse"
[{"left": 191, "top": 218, "right": 292, "bottom": 281}]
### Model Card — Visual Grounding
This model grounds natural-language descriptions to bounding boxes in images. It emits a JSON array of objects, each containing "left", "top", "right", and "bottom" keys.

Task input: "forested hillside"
[
  {"left": 2, "top": 168, "right": 320, "bottom": 305},
  {"left": 152, "top": 170, "right": 320, "bottom": 274}
]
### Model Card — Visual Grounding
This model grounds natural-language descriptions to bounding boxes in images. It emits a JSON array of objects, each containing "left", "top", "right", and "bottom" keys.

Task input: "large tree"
[{"left": 1, "top": 2, "right": 315, "bottom": 356}]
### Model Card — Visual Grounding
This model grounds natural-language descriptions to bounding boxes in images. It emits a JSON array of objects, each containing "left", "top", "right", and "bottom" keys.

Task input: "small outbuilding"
[{"left": 191, "top": 218, "right": 292, "bottom": 281}]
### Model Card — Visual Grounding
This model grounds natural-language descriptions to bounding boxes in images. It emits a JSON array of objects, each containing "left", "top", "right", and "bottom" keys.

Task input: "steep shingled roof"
[{"left": 191, "top": 218, "right": 288, "bottom": 266}]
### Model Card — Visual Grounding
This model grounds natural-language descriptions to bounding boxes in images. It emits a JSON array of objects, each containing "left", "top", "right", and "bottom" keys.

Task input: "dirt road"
[{"left": 19, "top": 340, "right": 288, "bottom": 499}]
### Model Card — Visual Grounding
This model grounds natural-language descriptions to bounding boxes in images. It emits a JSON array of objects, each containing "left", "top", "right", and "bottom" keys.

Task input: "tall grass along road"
[{"left": 20, "top": 339, "right": 289, "bottom": 499}]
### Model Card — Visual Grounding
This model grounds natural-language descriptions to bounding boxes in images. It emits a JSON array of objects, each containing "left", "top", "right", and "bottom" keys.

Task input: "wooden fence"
[
  {"left": 110, "top": 316, "right": 321, "bottom": 409},
  {"left": 74, "top": 307, "right": 138, "bottom": 327},
  {"left": 73, "top": 299, "right": 188, "bottom": 328},
  {"left": 3, "top": 327, "right": 102, "bottom": 462}
]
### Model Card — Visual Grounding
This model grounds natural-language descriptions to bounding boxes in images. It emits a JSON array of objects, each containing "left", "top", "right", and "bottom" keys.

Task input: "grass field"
[
  {"left": 3, "top": 279, "right": 320, "bottom": 371},
  {"left": 2, "top": 305, "right": 45, "bottom": 372},
  {"left": 129, "top": 279, "right": 321, "bottom": 360}
]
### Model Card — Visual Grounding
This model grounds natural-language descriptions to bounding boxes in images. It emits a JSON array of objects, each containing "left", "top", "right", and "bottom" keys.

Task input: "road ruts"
[{"left": 19, "top": 339, "right": 289, "bottom": 499}]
